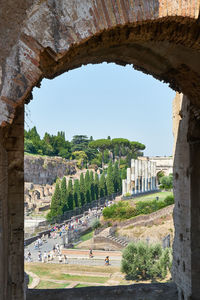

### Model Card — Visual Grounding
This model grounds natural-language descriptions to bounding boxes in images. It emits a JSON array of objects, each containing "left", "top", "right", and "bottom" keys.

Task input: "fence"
[{"left": 25, "top": 192, "right": 121, "bottom": 246}]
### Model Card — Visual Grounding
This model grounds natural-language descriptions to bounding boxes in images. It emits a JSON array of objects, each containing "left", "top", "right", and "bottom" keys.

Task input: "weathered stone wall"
[
  {"left": 27, "top": 283, "right": 178, "bottom": 300},
  {"left": 0, "top": 105, "right": 24, "bottom": 300},
  {"left": 143, "top": 156, "right": 173, "bottom": 176},
  {"left": 112, "top": 204, "right": 174, "bottom": 228},
  {"left": 1, "top": 1, "right": 200, "bottom": 300},
  {"left": 24, "top": 155, "right": 76, "bottom": 185}
]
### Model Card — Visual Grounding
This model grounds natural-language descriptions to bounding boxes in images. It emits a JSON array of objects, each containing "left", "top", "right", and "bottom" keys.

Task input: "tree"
[
  {"left": 121, "top": 242, "right": 172, "bottom": 280},
  {"left": 106, "top": 162, "right": 114, "bottom": 195},
  {"left": 73, "top": 179, "right": 80, "bottom": 208},
  {"left": 99, "top": 172, "right": 107, "bottom": 198},
  {"left": 72, "top": 150, "right": 88, "bottom": 169},
  {"left": 112, "top": 138, "right": 130, "bottom": 159},
  {"left": 121, "top": 168, "right": 127, "bottom": 180},
  {"left": 160, "top": 174, "right": 173, "bottom": 190},
  {"left": 67, "top": 179, "right": 74, "bottom": 210},
  {"left": 113, "top": 161, "right": 121, "bottom": 192},
  {"left": 80, "top": 173, "right": 85, "bottom": 207},
  {"left": 85, "top": 170, "right": 91, "bottom": 203},
  {"left": 94, "top": 172, "right": 99, "bottom": 200},
  {"left": 50, "top": 181, "right": 62, "bottom": 218},
  {"left": 90, "top": 171, "right": 95, "bottom": 201},
  {"left": 60, "top": 177, "right": 68, "bottom": 213},
  {"left": 126, "top": 141, "right": 146, "bottom": 166},
  {"left": 89, "top": 139, "right": 112, "bottom": 167}
]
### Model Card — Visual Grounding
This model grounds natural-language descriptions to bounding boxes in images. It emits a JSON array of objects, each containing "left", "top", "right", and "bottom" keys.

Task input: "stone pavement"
[{"left": 25, "top": 235, "right": 121, "bottom": 267}]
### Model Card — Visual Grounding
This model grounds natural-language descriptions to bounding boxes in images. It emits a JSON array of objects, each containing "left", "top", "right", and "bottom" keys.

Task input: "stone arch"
[
  {"left": 1, "top": 1, "right": 200, "bottom": 300},
  {"left": 1, "top": 0, "right": 200, "bottom": 126}
]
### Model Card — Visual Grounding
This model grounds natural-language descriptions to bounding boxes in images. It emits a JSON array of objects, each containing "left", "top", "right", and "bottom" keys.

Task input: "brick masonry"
[{"left": 1, "top": 1, "right": 200, "bottom": 300}]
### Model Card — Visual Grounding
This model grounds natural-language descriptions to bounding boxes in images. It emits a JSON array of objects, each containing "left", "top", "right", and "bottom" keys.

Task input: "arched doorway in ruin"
[{"left": 1, "top": 1, "right": 200, "bottom": 300}]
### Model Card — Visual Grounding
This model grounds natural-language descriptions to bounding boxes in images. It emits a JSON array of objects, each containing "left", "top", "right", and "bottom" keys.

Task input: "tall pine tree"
[
  {"left": 94, "top": 172, "right": 99, "bottom": 200},
  {"left": 67, "top": 179, "right": 74, "bottom": 210},
  {"left": 60, "top": 177, "right": 68, "bottom": 213},
  {"left": 106, "top": 162, "right": 114, "bottom": 195},
  {"left": 74, "top": 179, "right": 80, "bottom": 208},
  {"left": 90, "top": 171, "right": 95, "bottom": 201},
  {"left": 80, "top": 173, "right": 85, "bottom": 207},
  {"left": 85, "top": 170, "right": 91, "bottom": 203},
  {"left": 50, "top": 181, "right": 62, "bottom": 217},
  {"left": 99, "top": 172, "right": 106, "bottom": 198},
  {"left": 113, "top": 161, "right": 121, "bottom": 192}
]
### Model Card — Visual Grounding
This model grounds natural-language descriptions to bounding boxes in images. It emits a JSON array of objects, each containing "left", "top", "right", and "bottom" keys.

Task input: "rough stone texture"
[
  {"left": 24, "top": 154, "right": 76, "bottom": 185},
  {"left": 0, "top": 105, "right": 24, "bottom": 300},
  {"left": 1, "top": 1, "right": 200, "bottom": 300},
  {"left": 1, "top": 1, "right": 200, "bottom": 126},
  {"left": 143, "top": 156, "right": 173, "bottom": 176},
  {"left": 172, "top": 93, "right": 200, "bottom": 300},
  {"left": 27, "top": 283, "right": 178, "bottom": 300}
]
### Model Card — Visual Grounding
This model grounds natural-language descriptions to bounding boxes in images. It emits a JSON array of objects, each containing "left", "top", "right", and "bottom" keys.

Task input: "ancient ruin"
[
  {"left": 1, "top": 1, "right": 200, "bottom": 299},
  {"left": 122, "top": 158, "right": 157, "bottom": 196}
]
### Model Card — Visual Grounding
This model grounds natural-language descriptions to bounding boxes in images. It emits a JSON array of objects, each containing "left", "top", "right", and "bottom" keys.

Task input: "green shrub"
[
  {"left": 121, "top": 242, "right": 172, "bottom": 280},
  {"left": 92, "top": 219, "right": 101, "bottom": 230},
  {"left": 164, "top": 195, "right": 174, "bottom": 205},
  {"left": 103, "top": 195, "right": 174, "bottom": 221}
]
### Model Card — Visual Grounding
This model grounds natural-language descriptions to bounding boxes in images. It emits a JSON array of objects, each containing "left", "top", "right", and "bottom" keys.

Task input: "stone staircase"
[{"left": 107, "top": 234, "right": 128, "bottom": 248}]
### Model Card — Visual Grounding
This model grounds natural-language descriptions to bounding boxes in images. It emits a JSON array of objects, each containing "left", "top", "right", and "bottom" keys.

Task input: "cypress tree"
[
  {"left": 99, "top": 172, "right": 106, "bottom": 198},
  {"left": 85, "top": 170, "right": 91, "bottom": 203},
  {"left": 90, "top": 171, "right": 95, "bottom": 201},
  {"left": 60, "top": 177, "right": 68, "bottom": 213},
  {"left": 106, "top": 162, "right": 114, "bottom": 195},
  {"left": 80, "top": 173, "right": 85, "bottom": 207},
  {"left": 50, "top": 181, "right": 62, "bottom": 217},
  {"left": 121, "top": 167, "right": 127, "bottom": 180},
  {"left": 74, "top": 179, "right": 80, "bottom": 207},
  {"left": 94, "top": 172, "right": 99, "bottom": 200},
  {"left": 67, "top": 179, "right": 74, "bottom": 210},
  {"left": 113, "top": 161, "right": 121, "bottom": 192}
]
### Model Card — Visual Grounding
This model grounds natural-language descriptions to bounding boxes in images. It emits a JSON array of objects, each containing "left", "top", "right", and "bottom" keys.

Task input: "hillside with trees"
[
  {"left": 47, "top": 162, "right": 123, "bottom": 221},
  {"left": 24, "top": 127, "right": 145, "bottom": 168}
]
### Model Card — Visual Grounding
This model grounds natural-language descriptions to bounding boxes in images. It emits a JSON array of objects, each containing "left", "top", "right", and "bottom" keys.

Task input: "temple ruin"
[{"left": 122, "top": 158, "right": 157, "bottom": 196}]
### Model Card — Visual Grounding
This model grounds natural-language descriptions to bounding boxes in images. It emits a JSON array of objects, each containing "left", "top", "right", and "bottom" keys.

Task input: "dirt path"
[{"left": 26, "top": 271, "right": 40, "bottom": 289}]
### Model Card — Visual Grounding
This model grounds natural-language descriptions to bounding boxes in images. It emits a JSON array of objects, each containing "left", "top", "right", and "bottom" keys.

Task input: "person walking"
[{"left": 105, "top": 256, "right": 109, "bottom": 266}]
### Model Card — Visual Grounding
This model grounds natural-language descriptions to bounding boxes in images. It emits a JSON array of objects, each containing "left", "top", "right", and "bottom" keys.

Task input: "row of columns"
[{"left": 122, "top": 159, "right": 157, "bottom": 195}]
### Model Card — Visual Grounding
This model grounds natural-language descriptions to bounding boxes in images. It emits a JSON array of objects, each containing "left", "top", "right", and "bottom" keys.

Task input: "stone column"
[
  {"left": 135, "top": 160, "right": 138, "bottom": 194},
  {"left": 0, "top": 105, "right": 24, "bottom": 300},
  {"left": 172, "top": 94, "right": 200, "bottom": 299},
  {"left": 126, "top": 168, "right": 131, "bottom": 194},
  {"left": 142, "top": 161, "right": 145, "bottom": 192}
]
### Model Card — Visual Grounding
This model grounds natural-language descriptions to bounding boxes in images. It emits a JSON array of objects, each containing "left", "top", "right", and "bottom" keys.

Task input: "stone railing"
[{"left": 27, "top": 282, "right": 178, "bottom": 300}]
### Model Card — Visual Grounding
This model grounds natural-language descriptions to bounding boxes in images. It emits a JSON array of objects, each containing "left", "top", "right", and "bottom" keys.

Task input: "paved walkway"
[{"left": 26, "top": 271, "right": 40, "bottom": 289}]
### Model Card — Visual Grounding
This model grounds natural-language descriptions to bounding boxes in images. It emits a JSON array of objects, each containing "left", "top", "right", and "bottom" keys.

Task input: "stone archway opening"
[
  {"left": 24, "top": 60, "right": 175, "bottom": 293},
  {"left": 1, "top": 1, "right": 200, "bottom": 300}
]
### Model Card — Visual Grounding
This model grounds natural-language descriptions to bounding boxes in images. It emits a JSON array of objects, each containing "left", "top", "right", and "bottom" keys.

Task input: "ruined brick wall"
[
  {"left": 1, "top": 1, "right": 200, "bottom": 300},
  {"left": 1, "top": 1, "right": 200, "bottom": 127}
]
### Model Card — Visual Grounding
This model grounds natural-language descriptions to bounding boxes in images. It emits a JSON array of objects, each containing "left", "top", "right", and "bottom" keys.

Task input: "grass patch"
[
  {"left": 103, "top": 192, "right": 174, "bottom": 221},
  {"left": 61, "top": 274, "right": 108, "bottom": 284},
  {"left": 75, "top": 283, "right": 96, "bottom": 288},
  {"left": 36, "top": 281, "right": 69, "bottom": 289},
  {"left": 80, "top": 230, "right": 94, "bottom": 242},
  {"left": 25, "top": 263, "right": 120, "bottom": 279},
  {"left": 28, "top": 275, "right": 33, "bottom": 286}
]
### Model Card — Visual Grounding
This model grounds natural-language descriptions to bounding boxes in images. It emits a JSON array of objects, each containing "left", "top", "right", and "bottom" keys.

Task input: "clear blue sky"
[{"left": 25, "top": 63, "right": 175, "bottom": 157}]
